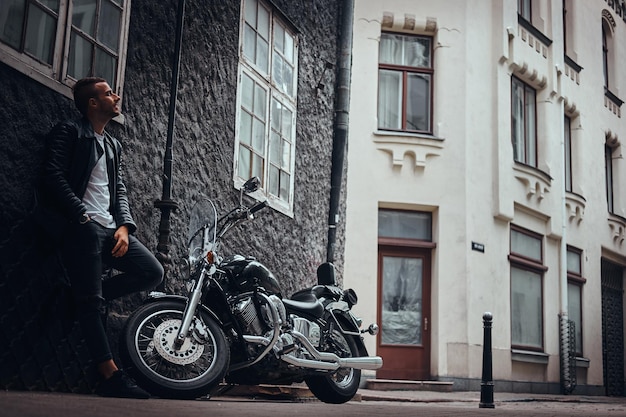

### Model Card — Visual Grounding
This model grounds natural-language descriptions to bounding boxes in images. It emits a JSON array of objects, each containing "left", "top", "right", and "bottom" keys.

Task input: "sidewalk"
[{"left": 220, "top": 383, "right": 626, "bottom": 406}]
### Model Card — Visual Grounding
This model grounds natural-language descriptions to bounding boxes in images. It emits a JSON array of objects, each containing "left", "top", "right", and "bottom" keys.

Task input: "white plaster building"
[{"left": 344, "top": 0, "right": 626, "bottom": 395}]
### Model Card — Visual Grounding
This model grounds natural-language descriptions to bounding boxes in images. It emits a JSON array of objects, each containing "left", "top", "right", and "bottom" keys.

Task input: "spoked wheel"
[
  {"left": 120, "top": 300, "right": 229, "bottom": 399},
  {"left": 305, "top": 323, "right": 361, "bottom": 404}
]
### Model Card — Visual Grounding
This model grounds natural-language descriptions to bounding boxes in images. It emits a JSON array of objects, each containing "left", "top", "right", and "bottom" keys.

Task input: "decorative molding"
[
  {"left": 513, "top": 164, "right": 552, "bottom": 202},
  {"left": 382, "top": 12, "right": 437, "bottom": 33},
  {"left": 510, "top": 61, "right": 548, "bottom": 90},
  {"left": 565, "top": 193, "right": 586, "bottom": 225},
  {"left": 373, "top": 133, "right": 444, "bottom": 170},
  {"left": 608, "top": 215, "right": 626, "bottom": 246}
]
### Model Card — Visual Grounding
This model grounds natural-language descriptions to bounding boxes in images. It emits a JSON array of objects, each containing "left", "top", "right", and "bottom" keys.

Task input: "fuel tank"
[{"left": 220, "top": 254, "right": 282, "bottom": 296}]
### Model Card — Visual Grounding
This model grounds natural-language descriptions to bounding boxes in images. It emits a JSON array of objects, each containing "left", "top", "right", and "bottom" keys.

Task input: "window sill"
[
  {"left": 575, "top": 357, "right": 590, "bottom": 368},
  {"left": 511, "top": 349, "right": 549, "bottom": 364},
  {"left": 372, "top": 131, "right": 444, "bottom": 170}
]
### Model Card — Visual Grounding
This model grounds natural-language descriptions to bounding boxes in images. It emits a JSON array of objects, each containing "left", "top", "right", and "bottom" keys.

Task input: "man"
[{"left": 39, "top": 77, "right": 163, "bottom": 398}]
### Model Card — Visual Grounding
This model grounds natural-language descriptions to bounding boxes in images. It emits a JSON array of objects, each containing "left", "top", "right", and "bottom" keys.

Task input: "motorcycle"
[{"left": 120, "top": 177, "right": 382, "bottom": 403}]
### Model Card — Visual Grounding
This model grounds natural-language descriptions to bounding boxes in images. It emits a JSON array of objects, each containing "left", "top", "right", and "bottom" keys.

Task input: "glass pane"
[
  {"left": 73, "top": 0, "right": 97, "bottom": 36},
  {"left": 98, "top": 0, "right": 121, "bottom": 50},
  {"left": 243, "top": 0, "right": 256, "bottom": 25},
  {"left": 274, "top": 23, "right": 284, "bottom": 54},
  {"left": 241, "top": 74, "right": 254, "bottom": 110},
  {"left": 281, "top": 106, "right": 292, "bottom": 138},
  {"left": 404, "top": 36, "right": 430, "bottom": 67},
  {"left": 68, "top": 31, "right": 93, "bottom": 79},
  {"left": 252, "top": 118, "right": 265, "bottom": 152},
  {"left": 567, "top": 250, "right": 581, "bottom": 274},
  {"left": 511, "top": 229, "right": 542, "bottom": 261},
  {"left": 271, "top": 99, "right": 280, "bottom": 132},
  {"left": 253, "top": 84, "right": 266, "bottom": 118},
  {"left": 238, "top": 146, "right": 251, "bottom": 179},
  {"left": 378, "top": 210, "right": 431, "bottom": 240},
  {"left": 279, "top": 170, "right": 289, "bottom": 199},
  {"left": 511, "top": 267, "right": 542, "bottom": 348},
  {"left": 378, "top": 70, "right": 402, "bottom": 130},
  {"left": 252, "top": 153, "right": 263, "bottom": 180},
  {"left": 269, "top": 165, "right": 279, "bottom": 196},
  {"left": 567, "top": 283, "right": 582, "bottom": 354},
  {"left": 511, "top": 79, "right": 525, "bottom": 162},
  {"left": 240, "top": 111, "right": 252, "bottom": 146},
  {"left": 379, "top": 33, "right": 401, "bottom": 65},
  {"left": 40, "top": 0, "right": 60, "bottom": 12},
  {"left": 379, "top": 33, "right": 430, "bottom": 68},
  {"left": 0, "top": 0, "right": 26, "bottom": 49},
  {"left": 95, "top": 47, "right": 116, "bottom": 85},
  {"left": 525, "top": 87, "right": 536, "bottom": 166},
  {"left": 257, "top": 2, "right": 269, "bottom": 39},
  {"left": 284, "top": 31, "right": 294, "bottom": 63},
  {"left": 110, "top": 0, "right": 123, "bottom": 6},
  {"left": 381, "top": 256, "right": 423, "bottom": 345},
  {"left": 406, "top": 73, "right": 430, "bottom": 131},
  {"left": 243, "top": 24, "right": 256, "bottom": 61},
  {"left": 283, "top": 62, "right": 293, "bottom": 96},
  {"left": 564, "top": 117, "right": 572, "bottom": 191},
  {"left": 269, "top": 132, "right": 280, "bottom": 164},
  {"left": 24, "top": 5, "right": 56, "bottom": 64},
  {"left": 281, "top": 139, "right": 290, "bottom": 168},
  {"left": 272, "top": 54, "right": 283, "bottom": 92},
  {"left": 257, "top": 37, "right": 269, "bottom": 73}
]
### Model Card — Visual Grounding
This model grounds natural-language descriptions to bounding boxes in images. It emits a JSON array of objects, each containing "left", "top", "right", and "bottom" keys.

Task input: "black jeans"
[{"left": 62, "top": 221, "right": 164, "bottom": 364}]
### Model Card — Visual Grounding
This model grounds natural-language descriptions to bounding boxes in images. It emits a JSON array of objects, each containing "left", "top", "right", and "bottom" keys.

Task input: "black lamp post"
[{"left": 154, "top": 0, "right": 186, "bottom": 290}]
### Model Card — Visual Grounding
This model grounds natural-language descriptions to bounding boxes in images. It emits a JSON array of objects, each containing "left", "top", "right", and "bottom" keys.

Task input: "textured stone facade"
[{"left": 0, "top": 0, "right": 345, "bottom": 392}]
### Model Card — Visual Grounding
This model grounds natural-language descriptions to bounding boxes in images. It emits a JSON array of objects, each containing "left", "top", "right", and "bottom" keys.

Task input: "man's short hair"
[{"left": 73, "top": 77, "right": 107, "bottom": 116}]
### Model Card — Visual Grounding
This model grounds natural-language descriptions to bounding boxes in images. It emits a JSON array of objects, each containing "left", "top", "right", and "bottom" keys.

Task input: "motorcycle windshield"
[{"left": 188, "top": 198, "right": 217, "bottom": 264}]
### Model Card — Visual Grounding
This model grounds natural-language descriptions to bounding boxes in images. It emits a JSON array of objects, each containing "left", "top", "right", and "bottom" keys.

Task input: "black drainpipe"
[
  {"left": 154, "top": 0, "right": 185, "bottom": 290},
  {"left": 326, "top": 0, "right": 354, "bottom": 263}
]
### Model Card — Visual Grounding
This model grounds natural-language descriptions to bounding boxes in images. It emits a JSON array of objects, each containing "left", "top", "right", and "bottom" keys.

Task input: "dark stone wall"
[{"left": 0, "top": 0, "right": 345, "bottom": 392}]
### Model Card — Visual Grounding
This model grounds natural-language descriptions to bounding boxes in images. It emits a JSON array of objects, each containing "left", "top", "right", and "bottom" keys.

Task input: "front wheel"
[
  {"left": 119, "top": 300, "right": 229, "bottom": 399},
  {"left": 304, "top": 322, "right": 361, "bottom": 404}
]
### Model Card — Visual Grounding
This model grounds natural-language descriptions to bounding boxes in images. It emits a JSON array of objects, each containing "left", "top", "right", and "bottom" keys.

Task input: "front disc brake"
[{"left": 153, "top": 318, "right": 205, "bottom": 365}]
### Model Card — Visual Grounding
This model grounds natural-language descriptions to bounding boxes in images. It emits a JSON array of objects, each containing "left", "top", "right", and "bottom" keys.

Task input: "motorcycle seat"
[{"left": 282, "top": 298, "right": 324, "bottom": 319}]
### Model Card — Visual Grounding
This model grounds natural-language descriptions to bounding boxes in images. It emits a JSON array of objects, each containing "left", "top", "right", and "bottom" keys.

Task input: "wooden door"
[{"left": 376, "top": 246, "right": 431, "bottom": 380}]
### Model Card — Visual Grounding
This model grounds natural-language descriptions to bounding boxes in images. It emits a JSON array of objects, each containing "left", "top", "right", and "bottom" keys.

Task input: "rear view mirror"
[{"left": 243, "top": 177, "right": 261, "bottom": 194}]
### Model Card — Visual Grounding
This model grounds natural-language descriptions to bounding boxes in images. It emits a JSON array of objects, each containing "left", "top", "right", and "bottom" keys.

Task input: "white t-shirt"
[{"left": 82, "top": 133, "right": 116, "bottom": 229}]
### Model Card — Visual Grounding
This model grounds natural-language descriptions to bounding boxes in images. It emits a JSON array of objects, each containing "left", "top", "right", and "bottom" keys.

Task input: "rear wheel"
[
  {"left": 305, "top": 323, "right": 361, "bottom": 404},
  {"left": 120, "top": 300, "right": 229, "bottom": 399}
]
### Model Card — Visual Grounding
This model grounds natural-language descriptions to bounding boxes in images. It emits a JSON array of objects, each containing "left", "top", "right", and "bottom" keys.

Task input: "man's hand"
[{"left": 112, "top": 225, "right": 129, "bottom": 257}]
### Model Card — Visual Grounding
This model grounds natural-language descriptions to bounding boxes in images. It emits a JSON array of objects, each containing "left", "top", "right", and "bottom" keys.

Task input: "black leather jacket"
[{"left": 40, "top": 117, "right": 137, "bottom": 234}]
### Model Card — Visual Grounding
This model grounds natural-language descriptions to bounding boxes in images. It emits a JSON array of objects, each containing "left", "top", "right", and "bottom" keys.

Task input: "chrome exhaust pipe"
[{"left": 281, "top": 330, "right": 383, "bottom": 371}]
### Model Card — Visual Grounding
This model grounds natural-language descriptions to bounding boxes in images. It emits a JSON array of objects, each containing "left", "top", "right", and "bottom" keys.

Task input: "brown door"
[{"left": 376, "top": 246, "right": 431, "bottom": 380}]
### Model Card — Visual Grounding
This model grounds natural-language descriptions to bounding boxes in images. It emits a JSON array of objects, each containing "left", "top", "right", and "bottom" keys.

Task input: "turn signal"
[{"left": 206, "top": 251, "right": 215, "bottom": 264}]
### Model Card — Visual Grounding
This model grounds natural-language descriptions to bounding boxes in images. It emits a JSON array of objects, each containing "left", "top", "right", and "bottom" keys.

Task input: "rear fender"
[{"left": 325, "top": 302, "right": 369, "bottom": 357}]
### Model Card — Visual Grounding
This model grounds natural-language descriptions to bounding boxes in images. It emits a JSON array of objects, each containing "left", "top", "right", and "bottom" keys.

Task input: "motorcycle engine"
[{"left": 233, "top": 294, "right": 286, "bottom": 336}]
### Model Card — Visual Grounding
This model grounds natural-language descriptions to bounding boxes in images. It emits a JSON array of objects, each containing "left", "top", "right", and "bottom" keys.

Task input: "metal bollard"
[{"left": 479, "top": 312, "right": 495, "bottom": 408}]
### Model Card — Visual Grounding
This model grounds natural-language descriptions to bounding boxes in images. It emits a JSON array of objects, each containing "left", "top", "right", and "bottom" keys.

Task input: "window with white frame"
[
  {"left": 235, "top": 0, "right": 298, "bottom": 214},
  {"left": 511, "top": 76, "right": 537, "bottom": 167},
  {"left": 0, "top": 0, "right": 130, "bottom": 96},
  {"left": 378, "top": 32, "right": 433, "bottom": 134},
  {"left": 566, "top": 247, "right": 584, "bottom": 356},
  {"left": 509, "top": 226, "right": 545, "bottom": 351}
]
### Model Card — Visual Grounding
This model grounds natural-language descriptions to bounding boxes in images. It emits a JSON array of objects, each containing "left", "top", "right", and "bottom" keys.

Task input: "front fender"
[{"left": 144, "top": 292, "right": 224, "bottom": 327}]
